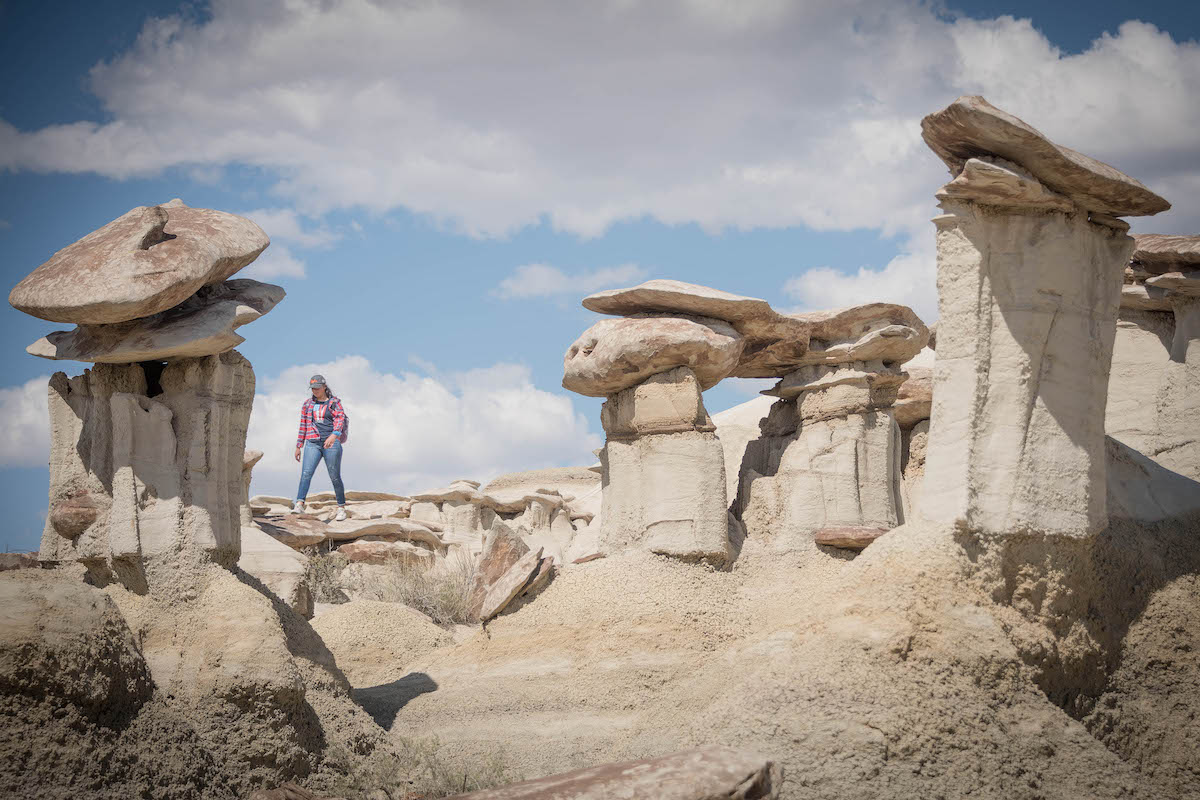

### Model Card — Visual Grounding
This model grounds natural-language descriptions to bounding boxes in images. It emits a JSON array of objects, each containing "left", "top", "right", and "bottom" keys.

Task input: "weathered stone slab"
[
  {"left": 813, "top": 526, "right": 889, "bottom": 550},
  {"left": 921, "top": 95, "right": 1169, "bottom": 217},
  {"left": 28, "top": 279, "right": 285, "bottom": 363},
  {"left": 581, "top": 279, "right": 810, "bottom": 378},
  {"left": 1131, "top": 233, "right": 1200, "bottom": 273},
  {"left": 1120, "top": 283, "right": 1174, "bottom": 312},
  {"left": 563, "top": 314, "right": 743, "bottom": 396},
  {"left": 445, "top": 745, "right": 777, "bottom": 799},
  {"left": 480, "top": 547, "right": 543, "bottom": 621},
  {"left": 466, "top": 522, "right": 530, "bottom": 621},
  {"left": 518, "top": 555, "right": 556, "bottom": 600},
  {"left": 9, "top": 199, "right": 270, "bottom": 325},
  {"left": 337, "top": 539, "right": 435, "bottom": 567},
  {"left": 1147, "top": 271, "right": 1200, "bottom": 297},
  {"left": 789, "top": 304, "right": 928, "bottom": 367},
  {"left": 935, "top": 156, "right": 1075, "bottom": 212}
]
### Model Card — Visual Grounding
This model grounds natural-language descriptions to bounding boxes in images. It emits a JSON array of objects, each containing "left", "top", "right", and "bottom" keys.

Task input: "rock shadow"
[{"left": 352, "top": 672, "right": 439, "bottom": 730}]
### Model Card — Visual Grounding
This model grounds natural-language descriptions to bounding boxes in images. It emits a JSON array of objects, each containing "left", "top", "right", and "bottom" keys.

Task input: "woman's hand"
[
  {"left": 294, "top": 446, "right": 302, "bottom": 462},
  {"left": 323, "top": 434, "right": 337, "bottom": 448}
]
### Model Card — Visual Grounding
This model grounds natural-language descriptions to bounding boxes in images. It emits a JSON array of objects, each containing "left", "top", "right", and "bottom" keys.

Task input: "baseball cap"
[{"left": 308, "top": 374, "right": 327, "bottom": 387}]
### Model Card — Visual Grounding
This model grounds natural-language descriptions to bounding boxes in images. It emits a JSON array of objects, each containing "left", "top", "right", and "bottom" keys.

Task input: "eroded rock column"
[
  {"left": 737, "top": 303, "right": 927, "bottom": 551},
  {"left": 12, "top": 199, "right": 280, "bottom": 590},
  {"left": 599, "top": 366, "right": 731, "bottom": 564},
  {"left": 563, "top": 306, "right": 751, "bottom": 565},
  {"left": 919, "top": 96, "right": 1169, "bottom": 536}
]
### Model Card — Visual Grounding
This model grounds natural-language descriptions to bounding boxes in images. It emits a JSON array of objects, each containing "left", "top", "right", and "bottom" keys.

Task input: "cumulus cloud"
[
  {"left": 236, "top": 207, "right": 342, "bottom": 280},
  {"left": 0, "top": 376, "right": 52, "bottom": 468},
  {"left": 242, "top": 242, "right": 308, "bottom": 280},
  {"left": 783, "top": 238, "right": 939, "bottom": 322},
  {"left": 0, "top": 3, "right": 1196, "bottom": 315},
  {"left": 493, "top": 263, "right": 648, "bottom": 299},
  {"left": 246, "top": 355, "right": 600, "bottom": 498}
]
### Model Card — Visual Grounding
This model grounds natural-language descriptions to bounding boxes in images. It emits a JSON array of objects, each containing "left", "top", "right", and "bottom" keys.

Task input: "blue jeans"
[{"left": 296, "top": 440, "right": 345, "bottom": 505}]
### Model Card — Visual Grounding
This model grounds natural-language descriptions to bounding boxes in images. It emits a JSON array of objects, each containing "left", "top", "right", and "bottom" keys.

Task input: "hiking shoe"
[
  {"left": 334, "top": 507, "right": 347, "bottom": 522},
  {"left": 289, "top": 501, "right": 306, "bottom": 514}
]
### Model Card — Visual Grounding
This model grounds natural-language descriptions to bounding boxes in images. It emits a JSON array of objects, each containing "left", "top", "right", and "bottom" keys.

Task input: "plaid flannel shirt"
[{"left": 296, "top": 396, "right": 346, "bottom": 447}]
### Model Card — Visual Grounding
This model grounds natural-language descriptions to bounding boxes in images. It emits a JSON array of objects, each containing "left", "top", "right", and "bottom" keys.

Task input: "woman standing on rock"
[{"left": 291, "top": 374, "right": 348, "bottom": 521}]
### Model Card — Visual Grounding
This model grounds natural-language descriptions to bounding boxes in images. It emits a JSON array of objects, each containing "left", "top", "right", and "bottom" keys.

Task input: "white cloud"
[
  {"left": 246, "top": 355, "right": 600, "bottom": 498},
  {"left": 783, "top": 238, "right": 939, "bottom": 323},
  {"left": 239, "top": 207, "right": 340, "bottom": 249},
  {"left": 494, "top": 263, "right": 648, "bottom": 299},
  {"left": 241, "top": 242, "right": 307, "bottom": 279},
  {"left": 0, "top": 376, "right": 52, "bottom": 468},
  {"left": 0, "top": 219, "right": 11, "bottom": 230},
  {"left": 0, "top": 4, "right": 1196, "bottom": 316}
]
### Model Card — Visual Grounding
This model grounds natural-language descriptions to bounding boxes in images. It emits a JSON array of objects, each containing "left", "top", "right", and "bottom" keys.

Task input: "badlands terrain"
[{"left": 1, "top": 95, "right": 1198, "bottom": 800}]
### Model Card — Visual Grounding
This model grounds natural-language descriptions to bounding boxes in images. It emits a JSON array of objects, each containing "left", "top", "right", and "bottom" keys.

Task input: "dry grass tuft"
[
  {"left": 305, "top": 549, "right": 476, "bottom": 627},
  {"left": 345, "top": 553, "right": 476, "bottom": 628},
  {"left": 304, "top": 549, "right": 350, "bottom": 603}
]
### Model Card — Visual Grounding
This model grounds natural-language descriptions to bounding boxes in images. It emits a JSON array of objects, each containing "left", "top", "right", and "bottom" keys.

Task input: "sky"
[{"left": 1, "top": 0, "right": 1197, "bottom": 552}]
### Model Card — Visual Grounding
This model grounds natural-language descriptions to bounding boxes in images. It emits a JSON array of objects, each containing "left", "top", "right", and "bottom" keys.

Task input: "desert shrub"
[
  {"left": 318, "top": 736, "right": 517, "bottom": 799},
  {"left": 345, "top": 553, "right": 476, "bottom": 628},
  {"left": 305, "top": 550, "right": 350, "bottom": 603}
]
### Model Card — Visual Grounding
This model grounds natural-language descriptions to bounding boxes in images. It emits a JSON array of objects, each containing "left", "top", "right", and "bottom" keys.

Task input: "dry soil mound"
[
  {"left": 388, "top": 445, "right": 1200, "bottom": 800},
  {"left": 312, "top": 600, "right": 451, "bottom": 686},
  {"left": 0, "top": 565, "right": 395, "bottom": 799}
]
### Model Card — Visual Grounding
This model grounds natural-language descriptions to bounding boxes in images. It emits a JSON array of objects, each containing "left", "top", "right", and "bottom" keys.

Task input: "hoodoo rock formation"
[
  {"left": 919, "top": 95, "right": 1169, "bottom": 537},
  {"left": 5, "top": 96, "right": 1199, "bottom": 800},
  {"left": 1107, "top": 234, "right": 1200, "bottom": 482},
  {"left": 737, "top": 303, "right": 927, "bottom": 551},
  {"left": 2, "top": 201, "right": 391, "bottom": 799}
]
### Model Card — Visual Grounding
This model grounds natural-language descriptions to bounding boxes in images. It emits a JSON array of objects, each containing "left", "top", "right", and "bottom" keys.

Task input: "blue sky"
[{"left": 1, "top": 0, "right": 1198, "bottom": 552}]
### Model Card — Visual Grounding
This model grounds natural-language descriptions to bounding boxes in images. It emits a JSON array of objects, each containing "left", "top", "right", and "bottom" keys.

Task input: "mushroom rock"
[
  {"left": 734, "top": 304, "right": 926, "bottom": 551},
  {"left": 562, "top": 313, "right": 743, "bottom": 397},
  {"left": 919, "top": 96, "right": 1168, "bottom": 537},
  {"left": 920, "top": 95, "right": 1169, "bottom": 217},
  {"left": 27, "top": 279, "right": 285, "bottom": 363},
  {"left": 1107, "top": 235, "right": 1200, "bottom": 481},
  {"left": 581, "top": 279, "right": 810, "bottom": 378},
  {"left": 597, "top": 367, "right": 732, "bottom": 566},
  {"left": 788, "top": 303, "right": 929, "bottom": 368},
  {"left": 9, "top": 199, "right": 270, "bottom": 325}
]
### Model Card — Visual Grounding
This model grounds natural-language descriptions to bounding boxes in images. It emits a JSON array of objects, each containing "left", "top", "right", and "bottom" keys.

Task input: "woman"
[{"left": 291, "top": 374, "right": 348, "bottom": 520}]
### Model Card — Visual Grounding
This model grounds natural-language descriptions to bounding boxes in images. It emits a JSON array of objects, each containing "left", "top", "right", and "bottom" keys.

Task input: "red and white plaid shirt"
[{"left": 296, "top": 396, "right": 346, "bottom": 447}]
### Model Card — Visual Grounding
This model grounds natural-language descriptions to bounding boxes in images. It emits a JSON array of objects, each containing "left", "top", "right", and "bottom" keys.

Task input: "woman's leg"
[
  {"left": 322, "top": 441, "right": 346, "bottom": 506},
  {"left": 295, "top": 441, "right": 322, "bottom": 502}
]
